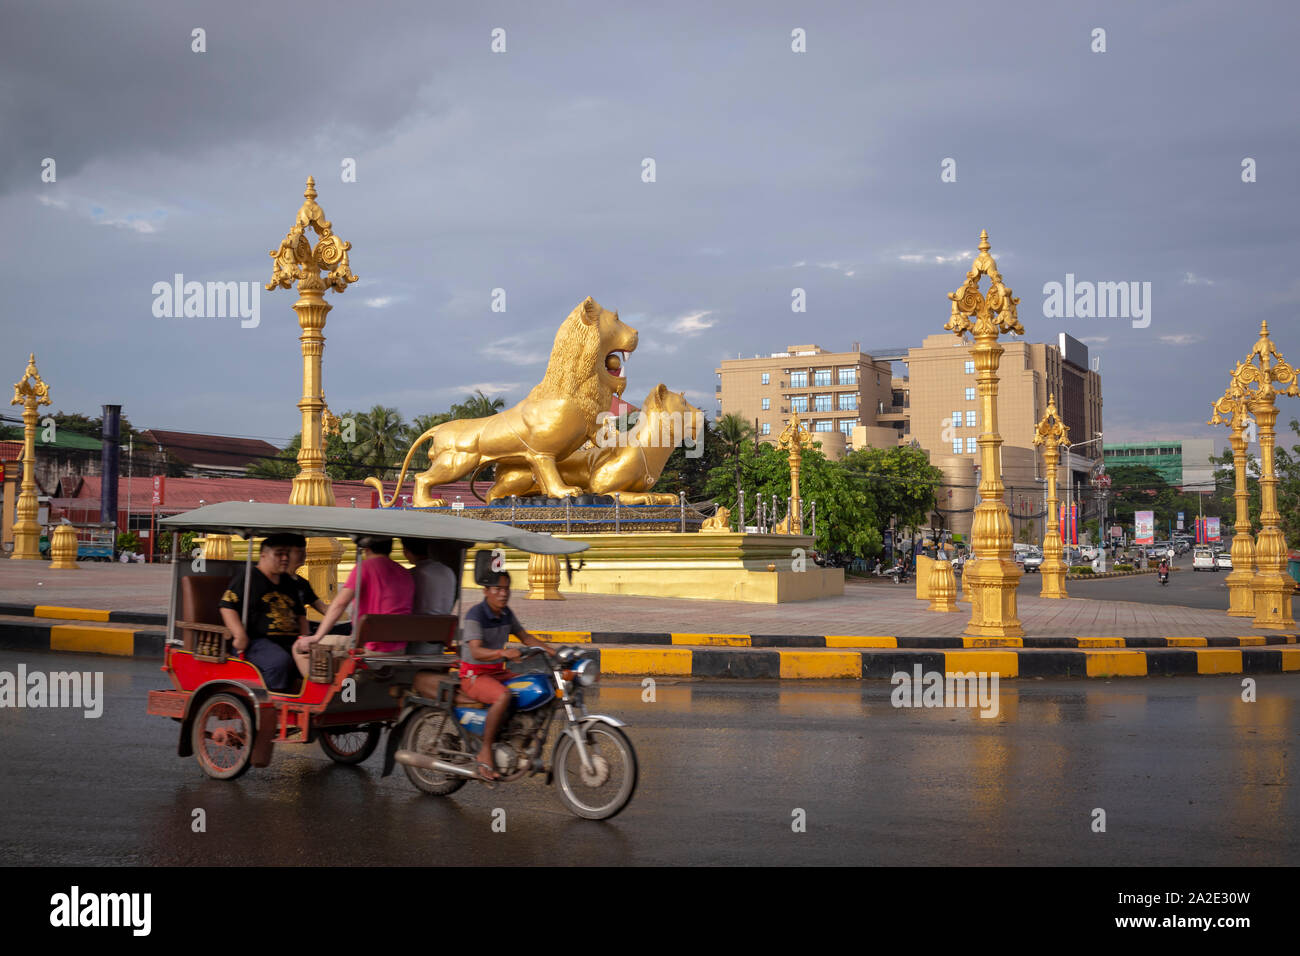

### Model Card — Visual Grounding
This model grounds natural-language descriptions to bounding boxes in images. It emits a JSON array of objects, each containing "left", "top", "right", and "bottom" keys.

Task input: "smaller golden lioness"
[{"left": 487, "top": 384, "right": 703, "bottom": 505}]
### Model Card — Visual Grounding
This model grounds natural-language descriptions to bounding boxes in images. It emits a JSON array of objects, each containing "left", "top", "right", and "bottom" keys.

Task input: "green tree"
[
  {"left": 714, "top": 413, "right": 755, "bottom": 500},
  {"left": 352, "top": 405, "right": 407, "bottom": 478},
  {"left": 450, "top": 390, "right": 506, "bottom": 420},
  {"left": 246, "top": 430, "right": 363, "bottom": 481},
  {"left": 653, "top": 416, "right": 725, "bottom": 502},
  {"left": 704, "top": 442, "right": 881, "bottom": 556},
  {"left": 841, "top": 445, "right": 943, "bottom": 542}
]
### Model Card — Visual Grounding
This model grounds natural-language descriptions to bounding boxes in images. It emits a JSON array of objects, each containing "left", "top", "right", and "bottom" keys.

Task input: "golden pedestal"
[
  {"left": 203, "top": 534, "right": 233, "bottom": 561},
  {"left": 915, "top": 555, "right": 933, "bottom": 600},
  {"left": 927, "top": 553, "right": 960, "bottom": 612},
  {"left": 527, "top": 553, "right": 564, "bottom": 600},
  {"left": 48, "top": 525, "right": 78, "bottom": 570},
  {"left": 463, "top": 532, "right": 844, "bottom": 604},
  {"left": 1225, "top": 537, "right": 1256, "bottom": 617}
]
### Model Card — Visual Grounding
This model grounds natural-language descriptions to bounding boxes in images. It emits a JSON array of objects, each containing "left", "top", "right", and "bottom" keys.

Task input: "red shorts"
[{"left": 460, "top": 670, "right": 508, "bottom": 705}]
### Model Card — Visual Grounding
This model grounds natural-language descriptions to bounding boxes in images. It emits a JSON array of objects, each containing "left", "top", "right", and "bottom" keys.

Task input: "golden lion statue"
[
  {"left": 488, "top": 384, "right": 702, "bottom": 504},
  {"left": 700, "top": 506, "right": 731, "bottom": 532},
  {"left": 366, "top": 297, "right": 637, "bottom": 506}
]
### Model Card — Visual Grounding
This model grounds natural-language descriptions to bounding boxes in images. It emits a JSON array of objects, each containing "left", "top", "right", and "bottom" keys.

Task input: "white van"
[{"left": 1193, "top": 548, "right": 1217, "bottom": 572}]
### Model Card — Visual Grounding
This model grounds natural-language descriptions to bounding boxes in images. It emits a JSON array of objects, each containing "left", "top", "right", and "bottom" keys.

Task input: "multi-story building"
[
  {"left": 714, "top": 344, "right": 895, "bottom": 459},
  {"left": 1103, "top": 438, "right": 1215, "bottom": 493}
]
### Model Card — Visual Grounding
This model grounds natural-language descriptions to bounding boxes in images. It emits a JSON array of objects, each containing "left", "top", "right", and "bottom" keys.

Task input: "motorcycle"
[
  {"left": 384, "top": 646, "right": 638, "bottom": 820},
  {"left": 1158, "top": 565, "right": 1170, "bottom": 586}
]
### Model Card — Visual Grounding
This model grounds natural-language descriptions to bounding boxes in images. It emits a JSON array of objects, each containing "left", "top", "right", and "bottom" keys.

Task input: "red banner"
[{"left": 152, "top": 475, "right": 165, "bottom": 506}]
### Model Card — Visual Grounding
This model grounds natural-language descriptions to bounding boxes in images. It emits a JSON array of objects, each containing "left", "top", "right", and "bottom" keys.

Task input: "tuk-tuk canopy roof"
[{"left": 159, "top": 502, "right": 588, "bottom": 555}]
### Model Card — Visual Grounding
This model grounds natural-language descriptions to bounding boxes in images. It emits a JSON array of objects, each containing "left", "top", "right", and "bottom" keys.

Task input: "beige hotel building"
[{"left": 716, "top": 333, "right": 1103, "bottom": 538}]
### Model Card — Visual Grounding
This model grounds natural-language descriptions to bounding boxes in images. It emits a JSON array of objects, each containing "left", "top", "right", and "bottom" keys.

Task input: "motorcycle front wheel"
[{"left": 553, "top": 724, "right": 638, "bottom": 820}]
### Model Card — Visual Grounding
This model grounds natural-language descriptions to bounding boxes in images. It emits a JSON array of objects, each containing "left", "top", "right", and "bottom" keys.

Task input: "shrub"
[
  {"left": 1069, "top": 566, "right": 1096, "bottom": 575},
  {"left": 116, "top": 531, "right": 140, "bottom": 553},
  {"left": 1113, "top": 563, "right": 1134, "bottom": 571}
]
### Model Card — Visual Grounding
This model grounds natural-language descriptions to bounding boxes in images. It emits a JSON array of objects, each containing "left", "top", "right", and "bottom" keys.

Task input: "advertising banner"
[
  {"left": 1177, "top": 511, "right": 1184, "bottom": 531},
  {"left": 1070, "top": 502, "right": 1078, "bottom": 545},
  {"left": 1206, "top": 517, "right": 1221, "bottom": 542},
  {"left": 1135, "top": 510, "right": 1155, "bottom": 545}
]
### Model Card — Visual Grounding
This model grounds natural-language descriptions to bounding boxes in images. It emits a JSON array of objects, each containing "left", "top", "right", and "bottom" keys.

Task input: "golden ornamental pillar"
[
  {"left": 9, "top": 353, "right": 51, "bottom": 560},
  {"left": 1033, "top": 394, "right": 1070, "bottom": 599},
  {"left": 944, "top": 231, "right": 1024, "bottom": 638},
  {"left": 1226, "top": 324, "right": 1299, "bottom": 629},
  {"left": 266, "top": 176, "right": 357, "bottom": 601},
  {"left": 1209, "top": 377, "right": 1256, "bottom": 617},
  {"left": 776, "top": 409, "right": 814, "bottom": 534}
]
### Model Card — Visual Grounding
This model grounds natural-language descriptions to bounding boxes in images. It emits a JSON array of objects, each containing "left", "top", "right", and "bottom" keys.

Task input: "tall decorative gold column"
[
  {"left": 9, "top": 354, "right": 51, "bottom": 560},
  {"left": 1209, "top": 377, "right": 1256, "bottom": 617},
  {"left": 266, "top": 176, "right": 357, "bottom": 600},
  {"left": 1225, "top": 324, "right": 1298, "bottom": 629},
  {"left": 943, "top": 231, "right": 1024, "bottom": 638},
  {"left": 1033, "top": 394, "right": 1070, "bottom": 599},
  {"left": 777, "top": 409, "right": 813, "bottom": 533}
]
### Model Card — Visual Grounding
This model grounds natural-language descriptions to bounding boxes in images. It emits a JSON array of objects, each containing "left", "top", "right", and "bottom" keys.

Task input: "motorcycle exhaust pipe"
[{"left": 394, "top": 749, "right": 479, "bottom": 778}]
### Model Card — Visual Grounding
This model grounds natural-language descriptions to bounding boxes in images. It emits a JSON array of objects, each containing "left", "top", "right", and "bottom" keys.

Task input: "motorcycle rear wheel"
[
  {"left": 401, "top": 709, "right": 468, "bottom": 796},
  {"left": 553, "top": 724, "right": 638, "bottom": 820}
]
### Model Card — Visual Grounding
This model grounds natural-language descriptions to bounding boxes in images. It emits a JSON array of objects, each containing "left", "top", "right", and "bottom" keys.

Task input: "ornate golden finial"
[
  {"left": 1033, "top": 392, "right": 1070, "bottom": 448},
  {"left": 945, "top": 230, "right": 1023, "bottom": 340},
  {"left": 266, "top": 175, "right": 358, "bottom": 293},
  {"left": 11, "top": 352, "right": 50, "bottom": 407}
]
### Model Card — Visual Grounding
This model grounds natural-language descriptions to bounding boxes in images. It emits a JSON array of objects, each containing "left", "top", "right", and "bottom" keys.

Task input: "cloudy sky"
[{"left": 2, "top": 0, "right": 1297, "bottom": 455}]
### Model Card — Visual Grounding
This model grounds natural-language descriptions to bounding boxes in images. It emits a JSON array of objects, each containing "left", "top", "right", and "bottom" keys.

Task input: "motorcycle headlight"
[{"left": 574, "top": 658, "right": 599, "bottom": 686}]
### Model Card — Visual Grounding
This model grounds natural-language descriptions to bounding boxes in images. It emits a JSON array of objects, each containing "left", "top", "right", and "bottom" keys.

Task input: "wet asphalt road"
[{"left": 1, "top": 648, "right": 1297, "bottom": 866}]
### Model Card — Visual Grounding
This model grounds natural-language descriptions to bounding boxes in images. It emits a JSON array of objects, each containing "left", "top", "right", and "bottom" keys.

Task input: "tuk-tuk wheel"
[
  {"left": 318, "top": 726, "right": 382, "bottom": 765},
  {"left": 192, "top": 693, "right": 254, "bottom": 780}
]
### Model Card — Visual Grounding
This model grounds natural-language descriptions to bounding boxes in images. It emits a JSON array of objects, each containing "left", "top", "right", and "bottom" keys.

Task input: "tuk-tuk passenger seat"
[
  {"left": 350, "top": 613, "right": 457, "bottom": 655},
  {"left": 178, "top": 574, "right": 235, "bottom": 660}
]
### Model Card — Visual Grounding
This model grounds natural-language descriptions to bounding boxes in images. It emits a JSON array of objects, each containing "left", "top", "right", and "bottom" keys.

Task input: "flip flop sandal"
[{"left": 476, "top": 762, "right": 500, "bottom": 787}]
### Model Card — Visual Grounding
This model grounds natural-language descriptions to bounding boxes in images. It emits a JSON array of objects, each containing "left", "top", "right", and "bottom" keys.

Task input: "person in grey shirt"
[{"left": 401, "top": 538, "right": 457, "bottom": 614}]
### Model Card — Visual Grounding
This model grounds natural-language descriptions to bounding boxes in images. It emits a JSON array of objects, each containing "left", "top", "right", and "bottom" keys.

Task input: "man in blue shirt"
[{"left": 459, "top": 572, "right": 557, "bottom": 780}]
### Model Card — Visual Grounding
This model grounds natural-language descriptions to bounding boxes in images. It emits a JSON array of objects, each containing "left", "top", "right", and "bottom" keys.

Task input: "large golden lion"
[
  {"left": 487, "top": 384, "right": 702, "bottom": 504},
  {"left": 366, "top": 297, "right": 637, "bottom": 506}
]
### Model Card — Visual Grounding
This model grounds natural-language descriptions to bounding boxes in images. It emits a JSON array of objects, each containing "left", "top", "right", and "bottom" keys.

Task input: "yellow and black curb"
[
  {"left": 527, "top": 631, "right": 1298, "bottom": 650},
  {"left": 0, "top": 620, "right": 164, "bottom": 657}
]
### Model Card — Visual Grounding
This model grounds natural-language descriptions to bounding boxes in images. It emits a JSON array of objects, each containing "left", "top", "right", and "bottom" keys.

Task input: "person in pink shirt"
[{"left": 293, "top": 536, "right": 415, "bottom": 669}]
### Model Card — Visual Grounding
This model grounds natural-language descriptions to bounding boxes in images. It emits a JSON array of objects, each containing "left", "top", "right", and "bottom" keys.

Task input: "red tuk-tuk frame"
[{"left": 146, "top": 501, "right": 587, "bottom": 780}]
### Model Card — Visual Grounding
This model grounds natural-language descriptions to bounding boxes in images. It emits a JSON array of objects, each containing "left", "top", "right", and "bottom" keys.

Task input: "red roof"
[
  {"left": 0, "top": 441, "right": 22, "bottom": 462},
  {"left": 139, "top": 429, "right": 281, "bottom": 471},
  {"left": 54, "top": 476, "right": 486, "bottom": 513}
]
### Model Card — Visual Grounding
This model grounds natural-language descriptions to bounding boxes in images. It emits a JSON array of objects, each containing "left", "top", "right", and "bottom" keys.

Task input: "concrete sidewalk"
[{"left": 0, "top": 561, "right": 1294, "bottom": 640}]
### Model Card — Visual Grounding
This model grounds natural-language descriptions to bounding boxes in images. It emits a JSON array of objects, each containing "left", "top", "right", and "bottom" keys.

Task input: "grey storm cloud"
[{"left": 2, "top": 0, "right": 1299, "bottom": 458}]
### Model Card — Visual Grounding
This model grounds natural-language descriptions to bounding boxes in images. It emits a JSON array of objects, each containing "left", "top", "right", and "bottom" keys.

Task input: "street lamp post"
[
  {"left": 1033, "top": 394, "right": 1070, "bottom": 599},
  {"left": 1224, "top": 323, "right": 1298, "bottom": 629},
  {"left": 943, "top": 231, "right": 1024, "bottom": 638},
  {"left": 9, "top": 354, "right": 51, "bottom": 560},
  {"left": 1210, "top": 376, "right": 1257, "bottom": 617},
  {"left": 1065, "top": 432, "right": 1103, "bottom": 548},
  {"left": 266, "top": 176, "right": 357, "bottom": 601}
]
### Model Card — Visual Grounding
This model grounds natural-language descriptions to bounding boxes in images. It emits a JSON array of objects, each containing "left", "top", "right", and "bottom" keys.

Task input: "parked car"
[
  {"left": 1216, "top": 551, "right": 1233, "bottom": 570},
  {"left": 1193, "top": 548, "right": 1217, "bottom": 571},
  {"left": 1079, "top": 545, "right": 1098, "bottom": 561}
]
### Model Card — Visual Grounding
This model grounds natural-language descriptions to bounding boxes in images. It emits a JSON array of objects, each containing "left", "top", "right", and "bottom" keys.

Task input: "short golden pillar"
[
  {"left": 1209, "top": 377, "right": 1256, "bottom": 617},
  {"left": 776, "top": 410, "right": 814, "bottom": 533},
  {"left": 527, "top": 552, "right": 564, "bottom": 600},
  {"left": 203, "top": 534, "right": 233, "bottom": 561},
  {"left": 1033, "top": 394, "right": 1070, "bottom": 599},
  {"left": 943, "top": 231, "right": 1024, "bottom": 638},
  {"left": 267, "top": 176, "right": 357, "bottom": 603},
  {"left": 1226, "top": 324, "right": 1299, "bottom": 628},
  {"left": 48, "top": 524, "right": 78, "bottom": 570},
  {"left": 9, "top": 353, "right": 51, "bottom": 560},
  {"left": 927, "top": 548, "right": 959, "bottom": 612}
]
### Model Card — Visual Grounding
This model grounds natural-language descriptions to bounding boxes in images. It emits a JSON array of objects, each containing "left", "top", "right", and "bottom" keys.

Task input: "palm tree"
[
  {"left": 450, "top": 389, "right": 506, "bottom": 420},
  {"left": 715, "top": 412, "right": 755, "bottom": 501},
  {"left": 404, "top": 412, "right": 451, "bottom": 445},
  {"left": 353, "top": 405, "right": 407, "bottom": 478}
]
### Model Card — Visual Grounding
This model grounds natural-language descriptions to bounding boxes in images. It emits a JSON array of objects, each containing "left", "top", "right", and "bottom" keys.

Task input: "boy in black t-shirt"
[{"left": 219, "top": 533, "right": 308, "bottom": 692}]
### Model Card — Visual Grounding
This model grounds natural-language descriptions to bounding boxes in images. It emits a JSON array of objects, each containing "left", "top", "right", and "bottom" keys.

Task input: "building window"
[
  {"left": 814, "top": 420, "right": 833, "bottom": 432},
  {"left": 761, "top": 373, "right": 770, "bottom": 385},
  {"left": 966, "top": 437, "right": 977, "bottom": 453},
  {"left": 965, "top": 360, "right": 975, "bottom": 374},
  {"left": 761, "top": 398, "right": 770, "bottom": 410},
  {"left": 790, "top": 371, "right": 808, "bottom": 388},
  {"left": 814, "top": 394, "right": 832, "bottom": 412},
  {"left": 876, "top": 372, "right": 881, "bottom": 385},
  {"left": 838, "top": 368, "right": 856, "bottom": 386},
  {"left": 791, "top": 396, "right": 808, "bottom": 412},
  {"left": 952, "top": 410, "right": 962, "bottom": 429},
  {"left": 761, "top": 423, "right": 771, "bottom": 435},
  {"left": 965, "top": 410, "right": 976, "bottom": 428},
  {"left": 953, "top": 439, "right": 963, "bottom": 454},
  {"left": 838, "top": 420, "right": 855, "bottom": 436},
  {"left": 965, "top": 387, "right": 976, "bottom": 401},
  {"left": 838, "top": 393, "right": 856, "bottom": 410},
  {"left": 814, "top": 369, "right": 831, "bottom": 387}
]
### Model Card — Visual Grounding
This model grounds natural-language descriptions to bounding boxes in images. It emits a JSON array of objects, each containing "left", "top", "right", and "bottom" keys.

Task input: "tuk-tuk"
[{"left": 147, "top": 502, "right": 590, "bottom": 781}]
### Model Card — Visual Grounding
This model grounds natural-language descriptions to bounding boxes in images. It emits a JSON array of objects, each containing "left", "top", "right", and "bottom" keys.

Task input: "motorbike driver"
[
  {"left": 1158, "top": 556, "right": 1170, "bottom": 577},
  {"left": 460, "top": 571, "right": 558, "bottom": 781}
]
